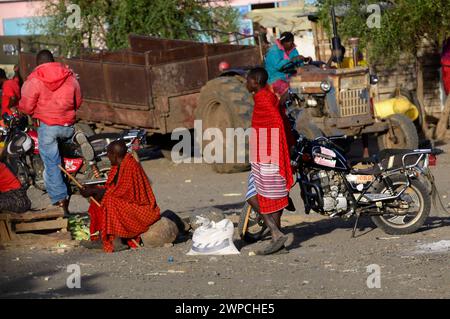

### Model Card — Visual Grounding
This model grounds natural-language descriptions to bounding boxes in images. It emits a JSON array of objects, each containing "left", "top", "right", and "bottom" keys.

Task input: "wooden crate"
[{"left": 0, "top": 208, "right": 67, "bottom": 242}]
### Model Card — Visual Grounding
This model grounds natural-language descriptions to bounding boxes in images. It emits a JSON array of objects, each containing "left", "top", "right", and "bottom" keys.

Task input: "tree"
[
  {"left": 317, "top": 0, "right": 450, "bottom": 140},
  {"left": 33, "top": 0, "right": 239, "bottom": 56}
]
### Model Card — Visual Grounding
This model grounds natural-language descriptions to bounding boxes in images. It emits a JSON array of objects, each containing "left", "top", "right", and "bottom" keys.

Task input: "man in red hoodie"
[{"left": 18, "top": 50, "right": 83, "bottom": 215}]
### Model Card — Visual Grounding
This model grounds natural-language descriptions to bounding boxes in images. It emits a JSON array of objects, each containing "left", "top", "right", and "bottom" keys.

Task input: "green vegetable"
[{"left": 68, "top": 215, "right": 91, "bottom": 241}]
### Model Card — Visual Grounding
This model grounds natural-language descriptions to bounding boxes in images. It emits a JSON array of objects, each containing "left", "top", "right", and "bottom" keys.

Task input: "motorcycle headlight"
[
  {"left": 306, "top": 98, "right": 318, "bottom": 107},
  {"left": 320, "top": 80, "right": 331, "bottom": 93}
]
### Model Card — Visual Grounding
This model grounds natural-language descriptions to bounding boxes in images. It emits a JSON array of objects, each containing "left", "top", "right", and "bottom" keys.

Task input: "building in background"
[
  {"left": 0, "top": 0, "right": 314, "bottom": 66},
  {"left": 0, "top": 0, "right": 44, "bottom": 36},
  {"left": 0, "top": 0, "right": 308, "bottom": 36}
]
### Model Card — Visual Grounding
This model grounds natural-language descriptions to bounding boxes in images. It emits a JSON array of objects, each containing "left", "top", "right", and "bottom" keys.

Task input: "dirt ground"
[{"left": 0, "top": 138, "right": 449, "bottom": 299}]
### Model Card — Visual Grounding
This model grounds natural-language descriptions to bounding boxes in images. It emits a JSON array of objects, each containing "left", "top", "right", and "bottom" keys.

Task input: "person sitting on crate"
[
  {"left": 79, "top": 140, "right": 161, "bottom": 253},
  {"left": 245, "top": 67, "right": 294, "bottom": 255},
  {"left": 0, "top": 162, "right": 31, "bottom": 213}
]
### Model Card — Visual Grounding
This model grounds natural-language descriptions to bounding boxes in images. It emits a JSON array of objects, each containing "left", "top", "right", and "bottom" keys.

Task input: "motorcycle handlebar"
[{"left": 328, "top": 135, "right": 347, "bottom": 140}]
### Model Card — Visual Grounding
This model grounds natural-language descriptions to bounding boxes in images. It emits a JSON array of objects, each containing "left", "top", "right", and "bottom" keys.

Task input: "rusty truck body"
[{"left": 18, "top": 34, "right": 261, "bottom": 134}]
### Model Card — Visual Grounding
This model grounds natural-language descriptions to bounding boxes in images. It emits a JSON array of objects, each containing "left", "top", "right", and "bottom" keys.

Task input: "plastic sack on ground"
[{"left": 187, "top": 216, "right": 240, "bottom": 255}]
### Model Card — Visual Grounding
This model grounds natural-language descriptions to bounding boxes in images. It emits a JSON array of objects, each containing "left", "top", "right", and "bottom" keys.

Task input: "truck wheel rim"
[{"left": 384, "top": 125, "right": 406, "bottom": 148}]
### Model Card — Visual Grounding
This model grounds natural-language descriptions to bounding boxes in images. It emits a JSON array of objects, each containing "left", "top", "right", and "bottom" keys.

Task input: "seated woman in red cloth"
[
  {"left": 80, "top": 140, "right": 160, "bottom": 252},
  {"left": 0, "top": 162, "right": 31, "bottom": 213},
  {"left": 246, "top": 67, "right": 294, "bottom": 255}
]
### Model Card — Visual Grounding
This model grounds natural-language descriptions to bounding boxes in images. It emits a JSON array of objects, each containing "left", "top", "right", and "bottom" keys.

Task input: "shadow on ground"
[
  {"left": 236, "top": 215, "right": 450, "bottom": 252},
  {"left": 0, "top": 264, "right": 105, "bottom": 299}
]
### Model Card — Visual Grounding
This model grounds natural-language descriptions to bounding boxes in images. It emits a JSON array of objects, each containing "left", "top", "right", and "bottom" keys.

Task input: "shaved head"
[
  {"left": 36, "top": 49, "right": 54, "bottom": 66},
  {"left": 107, "top": 140, "right": 127, "bottom": 165},
  {"left": 108, "top": 140, "right": 127, "bottom": 158}
]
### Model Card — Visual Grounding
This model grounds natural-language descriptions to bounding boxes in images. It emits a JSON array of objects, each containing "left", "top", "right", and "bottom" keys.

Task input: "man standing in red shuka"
[
  {"left": 246, "top": 67, "right": 294, "bottom": 255},
  {"left": 80, "top": 140, "right": 161, "bottom": 252}
]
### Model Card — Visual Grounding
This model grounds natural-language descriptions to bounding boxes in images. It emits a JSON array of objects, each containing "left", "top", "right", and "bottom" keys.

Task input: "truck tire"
[
  {"left": 196, "top": 76, "right": 253, "bottom": 174},
  {"left": 378, "top": 114, "right": 419, "bottom": 150}
]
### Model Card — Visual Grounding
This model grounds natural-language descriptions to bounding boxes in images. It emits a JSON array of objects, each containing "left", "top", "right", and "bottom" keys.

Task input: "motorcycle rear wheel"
[
  {"left": 86, "top": 159, "right": 112, "bottom": 180},
  {"left": 371, "top": 177, "right": 430, "bottom": 235},
  {"left": 237, "top": 202, "right": 268, "bottom": 243}
]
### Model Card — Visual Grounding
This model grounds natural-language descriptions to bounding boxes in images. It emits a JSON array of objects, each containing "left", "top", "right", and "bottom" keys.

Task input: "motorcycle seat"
[{"left": 351, "top": 164, "right": 382, "bottom": 176}]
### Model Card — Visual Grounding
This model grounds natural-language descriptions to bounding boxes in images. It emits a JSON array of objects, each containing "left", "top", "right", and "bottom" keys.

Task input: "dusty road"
[{"left": 0, "top": 139, "right": 449, "bottom": 299}]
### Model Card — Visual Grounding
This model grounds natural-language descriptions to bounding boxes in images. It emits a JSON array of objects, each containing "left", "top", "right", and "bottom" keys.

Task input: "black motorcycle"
[
  {"left": 238, "top": 97, "right": 438, "bottom": 240},
  {"left": 0, "top": 114, "right": 145, "bottom": 192}
]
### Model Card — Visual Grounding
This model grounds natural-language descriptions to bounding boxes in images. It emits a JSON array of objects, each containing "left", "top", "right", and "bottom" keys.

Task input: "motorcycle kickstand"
[{"left": 351, "top": 212, "right": 360, "bottom": 238}]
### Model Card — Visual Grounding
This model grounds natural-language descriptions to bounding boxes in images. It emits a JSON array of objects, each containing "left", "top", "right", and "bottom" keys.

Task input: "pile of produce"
[{"left": 68, "top": 215, "right": 91, "bottom": 241}]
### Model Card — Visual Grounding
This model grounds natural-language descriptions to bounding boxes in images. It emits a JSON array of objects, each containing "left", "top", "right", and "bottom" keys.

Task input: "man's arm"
[
  {"left": 18, "top": 79, "right": 40, "bottom": 115},
  {"left": 291, "top": 48, "right": 300, "bottom": 59},
  {"left": 291, "top": 49, "right": 312, "bottom": 64},
  {"left": 266, "top": 49, "right": 291, "bottom": 71},
  {"left": 80, "top": 185, "right": 106, "bottom": 202},
  {"left": 74, "top": 77, "right": 82, "bottom": 110}
]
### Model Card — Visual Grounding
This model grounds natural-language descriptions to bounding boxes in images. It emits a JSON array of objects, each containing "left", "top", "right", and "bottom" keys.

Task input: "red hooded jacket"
[
  {"left": 441, "top": 38, "right": 450, "bottom": 95},
  {"left": 18, "top": 62, "right": 82, "bottom": 126},
  {"left": 1, "top": 78, "right": 20, "bottom": 115}
]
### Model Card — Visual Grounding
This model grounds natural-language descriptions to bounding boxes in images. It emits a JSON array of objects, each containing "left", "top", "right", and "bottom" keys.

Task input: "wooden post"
[
  {"left": 416, "top": 58, "right": 433, "bottom": 139},
  {"left": 435, "top": 94, "right": 450, "bottom": 140}
]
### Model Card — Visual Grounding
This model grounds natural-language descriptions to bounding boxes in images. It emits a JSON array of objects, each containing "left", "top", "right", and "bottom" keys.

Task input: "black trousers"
[{"left": 0, "top": 188, "right": 31, "bottom": 213}]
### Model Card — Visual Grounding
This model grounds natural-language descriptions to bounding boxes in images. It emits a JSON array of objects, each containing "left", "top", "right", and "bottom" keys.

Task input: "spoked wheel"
[
  {"left": 371, "top": 176, "right": 430, "bottom": 235},
  {"left": 30, "top": 155, "right": 46, "bottom": 191},
  {"left": 237, "top": 202, "right": 268, "bottom": 243}
]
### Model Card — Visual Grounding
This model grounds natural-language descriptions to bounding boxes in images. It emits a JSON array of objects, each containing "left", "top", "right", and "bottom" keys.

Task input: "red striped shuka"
[{"left": 250, "top": 86, "right": 294, "bottom": 214}]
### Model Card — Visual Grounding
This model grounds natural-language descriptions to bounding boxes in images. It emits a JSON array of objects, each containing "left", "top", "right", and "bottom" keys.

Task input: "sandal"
[
  {"left": 80, "top": 239, "right": 103, "bottom": 250},
  {"left": 256, "top": 235, "right": 288, "bottom": 255},
  {"left": 273, "top": 247, "right": 289, "bottom": 255}
]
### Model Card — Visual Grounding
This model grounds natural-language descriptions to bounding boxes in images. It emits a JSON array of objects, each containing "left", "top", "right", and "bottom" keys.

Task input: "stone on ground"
[{"left": 142, "top": 217, "right": 179, "bottom": 247}]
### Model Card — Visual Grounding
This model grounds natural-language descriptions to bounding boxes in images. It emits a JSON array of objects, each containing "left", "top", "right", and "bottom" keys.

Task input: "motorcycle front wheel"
[
  {"left": 371, "top": 176, "right": 431, "bottom": 235},
  {"left": 237, "top": 202, "right": 268, "bottom": 243}
]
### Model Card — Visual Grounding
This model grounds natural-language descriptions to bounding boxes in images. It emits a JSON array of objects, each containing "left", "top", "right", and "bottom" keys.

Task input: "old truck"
[
  {"left": 18, "top": 30, "right": 418, "bottom": 174},
  {"left": 18, "top": 34, "right": 259, "bottom": 173}
]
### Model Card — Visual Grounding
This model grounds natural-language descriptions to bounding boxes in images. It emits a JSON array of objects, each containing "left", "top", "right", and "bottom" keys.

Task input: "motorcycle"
[
  {"left": 87, "top": 129, "right": 147, "bottom": 159},
  {"left": 0, "top": 113, "right": 116, "bottom": 191},
  {"left": 238, "top": 94, "right": 438, "bottom": 240}
]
